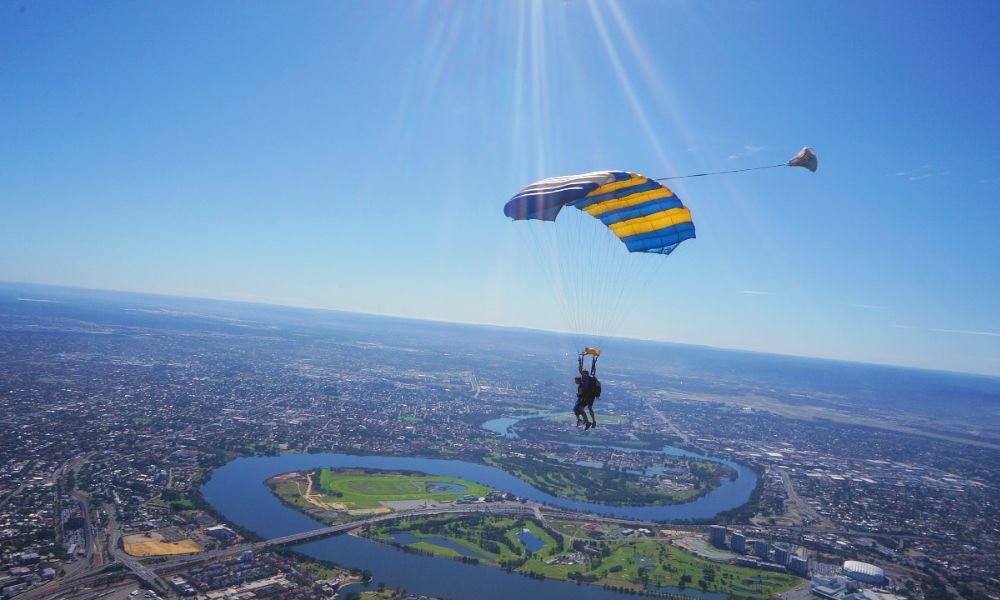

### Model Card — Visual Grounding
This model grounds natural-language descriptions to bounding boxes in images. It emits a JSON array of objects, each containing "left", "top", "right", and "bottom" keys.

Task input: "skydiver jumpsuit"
[{"left": 574, "top": 355, "right": 598, "bottom": 428}]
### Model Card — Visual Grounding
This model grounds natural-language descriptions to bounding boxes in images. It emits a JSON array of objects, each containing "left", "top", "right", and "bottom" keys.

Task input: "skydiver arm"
[{"left": 590, "top": 355, "right": 598, "bottom": 376}]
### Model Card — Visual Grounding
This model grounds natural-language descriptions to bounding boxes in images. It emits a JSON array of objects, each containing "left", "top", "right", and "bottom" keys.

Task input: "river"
[{"left": 201, "top": 440, "right": 753, "bottom": 600}]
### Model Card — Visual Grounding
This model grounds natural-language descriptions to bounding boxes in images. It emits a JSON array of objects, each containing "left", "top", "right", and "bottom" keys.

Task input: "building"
[
  {"left": 751, "top": 539, "right": 769, "bottom": 560},
  {"left": 709, "top": 525, "right": 727, "bottom": 548},
  {"left": 773, "top": 543, "right": 790, "bottom": 565},
  {"left": 731, "top": 532, "right": 746, "bottom": 554},
  {"left": 843, "top": 561, "right": 885, "bottom": 585},
  {"left": 843, "top": 590, "right": 905, "bottom": 600},
  {"left": 811, "top": 575, "right": 857, "bottom": 600},
  {"left": 789, "top": 555, "right": 809, "bottom": 576},
  {"left": 204, "top": 525, "right": 236, "bottom": 542}
]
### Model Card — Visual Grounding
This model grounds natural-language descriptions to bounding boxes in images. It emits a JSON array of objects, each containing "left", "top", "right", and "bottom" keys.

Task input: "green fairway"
[
  {"left": 367, "top": 516, "right": 801, "bottom": 599},
  {"left": 484, "top": 453, "right": 710, "bottom": 506}
]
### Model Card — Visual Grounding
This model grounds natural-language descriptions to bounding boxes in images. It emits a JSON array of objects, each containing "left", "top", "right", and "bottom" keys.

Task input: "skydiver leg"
[{"left": 587, "top": 402, "right": 596, "bottom": 428}]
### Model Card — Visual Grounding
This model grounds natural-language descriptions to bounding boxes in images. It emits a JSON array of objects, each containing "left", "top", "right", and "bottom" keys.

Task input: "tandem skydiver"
[{"left": 573, "top": 348, "right": 601, "bottom": 430}]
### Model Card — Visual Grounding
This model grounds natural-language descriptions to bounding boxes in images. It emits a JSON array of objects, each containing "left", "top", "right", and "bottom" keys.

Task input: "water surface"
[{"left": 201, "top": 449, "right": 755, "bottom": 600}]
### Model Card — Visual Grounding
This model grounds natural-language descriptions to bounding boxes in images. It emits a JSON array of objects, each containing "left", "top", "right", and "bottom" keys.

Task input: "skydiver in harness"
[{"left": 574, "top": 348, "right": 602, "bottom": 430}]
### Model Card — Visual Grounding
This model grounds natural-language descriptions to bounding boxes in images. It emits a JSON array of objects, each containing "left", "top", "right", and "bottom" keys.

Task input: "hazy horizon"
[{"left": 5, "top": 279, "right": 1000, "bottom": 383}]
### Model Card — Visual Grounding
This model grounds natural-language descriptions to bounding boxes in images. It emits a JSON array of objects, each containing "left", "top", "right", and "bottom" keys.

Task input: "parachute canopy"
[
  {"left": 787, "top": 147, "right": 818, "bottom": 172},
  {"left": 504, "top": 171, "right": 695, "bottom": 255}
]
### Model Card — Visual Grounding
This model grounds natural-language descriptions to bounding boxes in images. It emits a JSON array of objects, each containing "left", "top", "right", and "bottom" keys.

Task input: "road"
[
  {"left": 107, "top": 503, "right": 170, "bottom": 594},
  {"left": 649, "top": 403, "right": 704, "bottom": 452},
  {"left": 778, "top": 467, "right": 825, "bottom": 526},
  {"left": 0, "top": 483, "right": 27, "bottom": 509},
  {"left": 10, "top": 565, "right": 128, "bottom": 600}
]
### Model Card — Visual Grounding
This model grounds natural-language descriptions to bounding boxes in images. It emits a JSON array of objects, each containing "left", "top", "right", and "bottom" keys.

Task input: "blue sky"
[{"left": 3, "top": 1, "right": 1000, "bottom": 376}]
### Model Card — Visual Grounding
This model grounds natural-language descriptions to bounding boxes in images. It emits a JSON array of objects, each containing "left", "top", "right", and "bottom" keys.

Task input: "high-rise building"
[
  {"left": 773, "top": 544, "right": 790, "bottom": 565},
  {"left": 709, "top": 525, "right": 727, "bottom": 548},
  {"left": 752, "top": 539, "right": 769, "bottom": 560},
  {"left": 789, "top": 555, "right": 809, "bottom": 576},
  {"left": 730, "top": 532, "right": 746, "bottom": 554}
]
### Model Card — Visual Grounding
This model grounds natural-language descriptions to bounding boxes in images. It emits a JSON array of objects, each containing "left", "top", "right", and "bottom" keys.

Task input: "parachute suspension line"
[
  {"left": 516, "top": 222, "right": 573, "bottom": 335},
  {"left": 562, "top": 221, "right": 583, "bottom": 335},
  {"left": 594, "top": 215, "right": 618, "bottom": 338},
  {"left": 591, "top": 218, "right": 609, "bottom": 336},
  {"left": 582, "top": 216, "right": 625, "bottom": 340},
  {"left": 554, "top": 222, "right": 578, "bottom": 335},
  {"left": 598, "top": 223, "right": 632, "bottom": 338},
  {"left": 563, "top": 215, "right": 587, "bottom": 336},
  {"left": 600, "top": 246, "right": 640, "bottom": 336},
  {"left": 567, "top": 208, "right": 588, "bottom": 335},
  {"left": 655, "top": 163, "right": 786, "bottom": 181},
  {"left": 577, "top": 210, "right": 600, "bottom": 335},
  {"left": 604, "top": 255, "right": 669, "bottom": 338}
]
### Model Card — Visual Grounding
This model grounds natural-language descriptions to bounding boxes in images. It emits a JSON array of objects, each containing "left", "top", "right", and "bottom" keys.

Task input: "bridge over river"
[{"left": 145, "top": 501, "right": 678, "bottom": 574}]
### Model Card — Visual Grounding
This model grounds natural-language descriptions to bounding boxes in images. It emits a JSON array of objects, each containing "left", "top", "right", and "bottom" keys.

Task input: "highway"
[
  {"left": 777, "top": 467, "right": 827, "bottom": 527},
  {"left": 107, "top": 505, "right": 170, "bottom": 594}
]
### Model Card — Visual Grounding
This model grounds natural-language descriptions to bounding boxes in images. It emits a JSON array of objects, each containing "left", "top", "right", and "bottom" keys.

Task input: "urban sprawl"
[{"left": 1, "top": 298, "right": 997, "bottom": 600}]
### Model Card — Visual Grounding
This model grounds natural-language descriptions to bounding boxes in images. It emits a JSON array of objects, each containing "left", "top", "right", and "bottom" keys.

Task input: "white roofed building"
[{"left": 843, "top": 560, "right": 885, "bottom": 584}]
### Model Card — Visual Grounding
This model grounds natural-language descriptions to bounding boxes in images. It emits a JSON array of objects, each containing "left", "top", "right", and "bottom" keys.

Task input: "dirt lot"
[{"left": 123, "top": 531, "right": 203, "bottom": 556}]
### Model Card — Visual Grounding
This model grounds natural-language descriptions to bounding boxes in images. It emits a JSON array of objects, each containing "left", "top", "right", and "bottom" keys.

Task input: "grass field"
[
  {"left": 316, "top": 468, "right": 491, "bottom": 508},
  {"left": 267, "top": 468, "right": 492, "bottom": 521},
  {"left": 367, "top": 516, "right": 800, "bottom": 599}
]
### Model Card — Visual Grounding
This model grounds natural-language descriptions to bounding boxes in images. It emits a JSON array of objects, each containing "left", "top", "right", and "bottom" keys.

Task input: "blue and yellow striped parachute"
[{"left": 504, "top": 171, "right": 695, "bottom": 255}]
